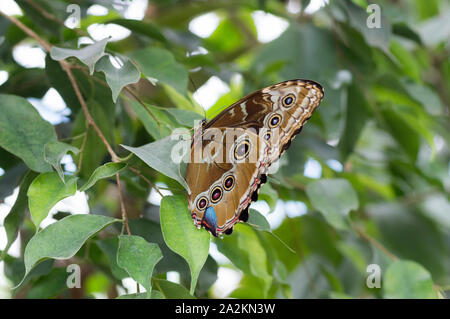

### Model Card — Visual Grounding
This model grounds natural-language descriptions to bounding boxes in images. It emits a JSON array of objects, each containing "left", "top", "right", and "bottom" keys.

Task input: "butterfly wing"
[
  {"left": 186, "top": 79, "right": 324, "bottom": 236},
  {"left": 186, "top": 127, "right": 269, "bottom": 236}
]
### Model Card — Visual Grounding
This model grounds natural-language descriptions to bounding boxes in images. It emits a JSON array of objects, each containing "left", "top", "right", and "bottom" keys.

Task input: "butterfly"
[{"left": 185, "top": 79, "right": 324, "bottom": 237}]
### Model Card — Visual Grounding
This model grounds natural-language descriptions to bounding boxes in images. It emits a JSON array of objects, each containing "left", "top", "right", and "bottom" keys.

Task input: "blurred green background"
[{"left": 0, "top": 0, "right": 449, "bottom": 299}]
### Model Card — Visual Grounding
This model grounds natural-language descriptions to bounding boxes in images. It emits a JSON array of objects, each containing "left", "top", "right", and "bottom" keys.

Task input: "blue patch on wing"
[{"left": 203, "top": 206, "right": 218, "bottom": 236}]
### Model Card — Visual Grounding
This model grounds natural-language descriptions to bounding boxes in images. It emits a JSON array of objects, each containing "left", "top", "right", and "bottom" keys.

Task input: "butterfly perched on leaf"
[{"left": 185, "top": 79, "right": 324, "bottom": 237}]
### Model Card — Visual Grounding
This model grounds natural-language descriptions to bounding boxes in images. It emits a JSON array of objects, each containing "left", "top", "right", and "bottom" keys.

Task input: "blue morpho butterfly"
[{"left": 185, "top": 79, "right": 324, "bottom": 237}]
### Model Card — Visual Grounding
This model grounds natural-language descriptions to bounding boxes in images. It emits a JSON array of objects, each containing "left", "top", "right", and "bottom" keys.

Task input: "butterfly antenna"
[{"left": 189, "top": 75, "right": 207, "bottom": 121}]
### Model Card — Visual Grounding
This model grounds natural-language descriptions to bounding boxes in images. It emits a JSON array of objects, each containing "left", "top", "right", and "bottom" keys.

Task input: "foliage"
[{"left": 0, "top": 0, "right": 449, "bottom": 299}]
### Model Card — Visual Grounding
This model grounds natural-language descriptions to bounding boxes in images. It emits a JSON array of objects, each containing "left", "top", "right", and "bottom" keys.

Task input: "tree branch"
[{"left": 1, "top": 9, "right": 130, "bottom": 232}]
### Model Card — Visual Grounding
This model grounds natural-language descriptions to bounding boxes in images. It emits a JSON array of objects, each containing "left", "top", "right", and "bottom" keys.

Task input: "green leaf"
[
  {"left": 255, "top": 24, "right": 337, "bottom": 81},
  {"left": 116, "top": 291, "right": 164, "bottom": 299},
  {"left": 162, "top": 84, "right": 204, "bottom": 114},
  {"left": 121, "top": 134, "right": 190, "bottom": 192},
  {"left": 390, "top": 40, "right": 421, "bottom": 81},
  {"left": 127, "top": 100, "right": 175, "bottom": 139},
  {"left": 160, "top": 195, "right": 210, "bottom": 295},
  {"left": 79, "top": 162, "right": 127, "bottom": 192},
  {"left": 401, "top": 80, "right": 443, "bottom": 115},
  {"left": 71, "top": 99, "right": 114, "bottom": 178},
  {"left": 84, "top": 272, "right": 109, "bottom": 295},
  {"left": 20, "top": 214, "right": 118, "bottom": 287},
  {"left": 306, "top": 178, "right": 359, "bottom": 230},
  {"left": 27, "top": 172, "right": 78, "bottom": 229},
  {"left": 342, "top": 0, "right": 391, "bottom": 52},
  {"left": 95, "top": 238, "right": 128, "bottom": 280},
  {"left": 117, "top": 235, "right": 163, "bottom": 297},
  {"left": 204, "top": 13, "right": 254, "bottom": 53},
  {"left": 338, "top": 83, "right": 369, "bottom": 159},
  {"left": 257, "top": 183, "right": 278, "bottom": 210},
  {"left": 44, "top": 141, "right": 79, "bottom": 182},
  {"left": 384, "top": 260, "right": 437, "bottom": 298},
  {"left": 153, "top": 278, "right": 195, "bottom": 299},
  {"left": 1, "top": 171, "right": 37, "bottom": 260},
  {"left": 130, "top": 47, "right": 188, "bottom": 95},
  {"left": 50, "top": 38, "right": 109, "bottom": 75},
  {"left": 366, "top": 202, "right": 448, "bottom": 281},
  {"left": 164, "top": 108, "right": 204, "bottom": 128},
  {"left": 380, "top": 108, "right": 420, "bottom": 162},
  {"left": 0, "top": 94, "right": 57, "bottom": 172},
  {"left": 26, "top": 268, "right": 68, "bottom": 299},
  {"left": 108, "top": 18, "right": 166, "bottom": 42},
  {"left": 0, "top": 163, "right": 27, "bottom": 201},
  {"left": 247, "top": 208, "right": 271, "bottom": 232},
  {"left": 95, "top": 55, "right": 141, "bottom": 102},
  {"left": 124, "top": 218, "right": 189, "bottom": 277},
  {"left": 236, "top": 225, "right": 272, "bottom": 296},
  {"left": 392, "top": 22, "right": 422, "bottom": 44}
]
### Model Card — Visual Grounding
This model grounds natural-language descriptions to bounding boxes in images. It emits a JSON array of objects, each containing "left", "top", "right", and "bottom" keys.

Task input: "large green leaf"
[
  {"left": 338, "top": 83, "right": 369, "bottom": 159},
  {"left": 384, "top": 260, "right": 437, "bottom": 298},
  {"left": 0, "top": 94, "right": 57, "bottom": 172},
  {"left": 236, "top": 225, "right": 272, "bottom": 296},
  {"left": 20, "top": 214, "right": 118, "bottom": 287},
  {"left": 160, "top": 195, "right": 210, "bottom": 295},
  {"left": 306, "top": 178, "right": 359, "bottom": 230},
  {"left": 121, "top": 134, "right": 190, "bottom": 191},
  {"left": 130, "top": 47, "right": 188, "bottom": 95},
  {"left": 0, "top": 171, "right": 37, "bottom": 260},
  {"left": 117, "top": 235, "right": 163, "bottom": 297},
  {"left": 380, "top": 108, "right": 420, "bottom": 162},
  {"left": 27, "top": 172, "right": 78, "bottom": 229},
  {"left": 127, "top": 100, "right": 175, "bottom": 139}
]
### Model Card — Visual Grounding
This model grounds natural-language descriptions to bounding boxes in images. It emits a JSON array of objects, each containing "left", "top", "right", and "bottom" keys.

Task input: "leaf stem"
[
  {"left": 351, "top": 224, "right": 399, "bottom": 261},
  {"left": 129, "top": 167, "right": 165, "bottom": 198},
  {"left": 116, "top": 173, "right": 131, "bottom": 235}
]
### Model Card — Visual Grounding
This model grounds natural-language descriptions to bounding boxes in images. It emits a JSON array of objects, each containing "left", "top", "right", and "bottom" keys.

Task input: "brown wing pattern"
[
  {"left": 186, "top": 128, "right": 269, "bottom": 236},
  {"left": 185, "top": 79, "right": 324, "bottom": 236}
]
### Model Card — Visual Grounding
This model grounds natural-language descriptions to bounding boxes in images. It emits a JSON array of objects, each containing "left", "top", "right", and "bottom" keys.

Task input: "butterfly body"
[{"left": 185, "top": 79, "right": 324, "bottom": 237}]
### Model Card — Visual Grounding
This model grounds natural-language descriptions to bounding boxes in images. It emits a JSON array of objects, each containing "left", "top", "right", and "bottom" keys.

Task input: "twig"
[
  {"left": 24, "top": 0, "right": 90, "bottom": 37},
  {"left": 129, "top": 167, "right": 165, "bottom": 198},
  {"left": 0, "top": 11, "right": 51, "bottom": 52},
  {"left": 128, "top": 167, "right": 164, "bottom": 197},
  {"left": 116, "top": 173, "right": 131, "bottom": 235},
  {"left": 352, "top": 224, "right": 399, "bottom": 261},
  {"left": 76, "top": 125, "right": 89, "bottom": 173},
  {"left": 0, "top": 9, "right": 130, "bottom": 234},
  {"left": 124, "top": 86, "right": 161, "bottom": 125},
  {"left": 61, "top": 62, "right": 120, "bottom": 162}
]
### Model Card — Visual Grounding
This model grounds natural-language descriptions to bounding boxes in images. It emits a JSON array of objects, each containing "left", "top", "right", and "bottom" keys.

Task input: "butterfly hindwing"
[{"left": 186, "top": 127, "right": 269, "bottom": 236}]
